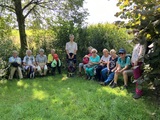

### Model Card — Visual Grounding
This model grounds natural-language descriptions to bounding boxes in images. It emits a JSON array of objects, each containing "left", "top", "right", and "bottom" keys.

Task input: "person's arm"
[
  {"left": 45, "top": 55, "right": 47, "bottom": 64},
  {"left": 138, "top": 45, "right": 146, "bottom": 61},
  {"left": 9, "top": 57, "right": 13, "bottom": 63},
  {"left": 18, "top": 58, "right": 22, "bottom": 65},
  {"left": 65, "top": 43, "right": 70, "bottom": 58},
  {"left": 74, "top": 43, "right": 77, "bottom": 55},
  {"left": 112, "top": 62, "right": 118, "bottom": 72},
  {"left": 33, "top": 56, "right": 36, "bottom": 66},
  {"left": 36, "top": 55, "right": 39, "bottom": 65},
  {"left": 23, "top": 57, "right": 27, "bottom": 66}
]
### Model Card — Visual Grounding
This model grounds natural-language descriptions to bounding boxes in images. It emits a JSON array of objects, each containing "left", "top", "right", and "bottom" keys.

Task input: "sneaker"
[
  {"left": 111, "top": 83, "right": 117, "bottom": 88},
  {"left": 100, "top": 82, "right": 107, "bottom": 86},
  {"left": 85, "top": 75, "right": 89, "bottom": 80},
  {"left": 123, "top": 85, "right": 128, "bottom": 89},
  {"left": 88, "top": 76, "right": 91, "bottom": 80},
  {"left": 90, "top": 77, "right": 95, "bottom": 80},
  {"left": 133, "top": 94, "right": 142, "bottom": 99},
  {"left": 132, "top": 79, "right": 137, "bottom": 83}
]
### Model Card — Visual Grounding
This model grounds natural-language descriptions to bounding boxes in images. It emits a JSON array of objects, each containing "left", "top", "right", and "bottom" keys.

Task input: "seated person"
[
  {"left": 23, "top": 50, "right": 36, "bottom": 78},
  {"left": 36, "top": 49, "right": 48, "bottom": 76},
  {"left": 101, "top": 49, "right": 118, "bottom": 85},
  {"left": 85, "top": 48, "right": 100, "bottom": 80},
  {"left": 48, "top": 49, "right": 61, "bottom": 75},
  {"left": 96, "top": 49, "right": 110, "bottom": 81},
  {"left": 8, "top": 50, "right": 23, "bottom": 80},
  {"left": 111, "top": 48, "right": 133, "bottom": 89},
  {"left": 79, "top": 46, "right": 93, "bottom": 76}
]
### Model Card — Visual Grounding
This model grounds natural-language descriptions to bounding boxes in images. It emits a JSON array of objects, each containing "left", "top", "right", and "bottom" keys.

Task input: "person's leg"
[
  {"left": 37, "top": 65, "right": 42, "bottom": 75},
  {"left": 134, "top": 62, "right": 143, "bottom": 98},
  {"left": 44, "top": 65, "right": 48, "bottom": 75},
  {"left": 9, "top": 67, "right": 17, "bottom": 80},
  {"left": 101, "top": 67, "right": 108, "bottom": 81},
  {"left": 96, "top": 65, "right": 103, "bottom": 81},
  {"left": 104, "top": 72, "right": 114, "bottom": 84},
  {"left": 123, "top": 69, "right": 133, "bottom": 86},
  {"left": 88, "top": 67, "right": 94, "bottom": 77},
  {"left": 112, "top": 70, "right": 120, "bottom": 88},
  {"left": 57, "top": 61, "right": 61, "bottom": 74},
  {"left": 79, "top": 63, "right": 83, "bottom": 75},
  {"left": 52, "top": 67, "right": 56, "bottom": 75},
  {"left": 17, "top": 67, "right": 23, "bottom": 79}
]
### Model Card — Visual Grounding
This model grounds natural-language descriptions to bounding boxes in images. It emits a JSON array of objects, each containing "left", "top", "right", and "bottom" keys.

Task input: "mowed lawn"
[{"left": 0, "top": 74, "right": 159, "bottom": 120}]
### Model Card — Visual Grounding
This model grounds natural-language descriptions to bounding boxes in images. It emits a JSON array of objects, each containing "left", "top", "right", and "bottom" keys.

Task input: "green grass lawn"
[{"left": 0, "top": 74, "right": 160, "bottom": 120}]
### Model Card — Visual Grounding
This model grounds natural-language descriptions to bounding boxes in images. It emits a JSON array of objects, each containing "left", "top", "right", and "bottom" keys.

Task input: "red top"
[
  {"left": 53, "top": 54, "right": 59, "bottom": 61},
  {"left": 88, "top": 53, "right": 92, "bottom": 57}
]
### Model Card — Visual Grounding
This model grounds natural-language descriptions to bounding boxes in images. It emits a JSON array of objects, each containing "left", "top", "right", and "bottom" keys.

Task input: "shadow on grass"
[{"left": 0, "top": 74, "right": 159, "bottom": 120}]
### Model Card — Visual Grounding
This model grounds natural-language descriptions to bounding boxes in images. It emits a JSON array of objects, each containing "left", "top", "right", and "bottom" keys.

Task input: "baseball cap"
[{"left": 118, "top": 48, "right": 126, "bottom": 54}]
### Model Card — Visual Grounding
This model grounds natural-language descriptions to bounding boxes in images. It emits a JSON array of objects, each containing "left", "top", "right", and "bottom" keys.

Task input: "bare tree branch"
[
  {"left": 22, "top": 0, "right": 34, "bottom": 11},
  {"left": 0, "top": 4, "right": 15, "bottom": 12},
  {"left": 24, "top": 5, "right": 37, "bottom": 18}
]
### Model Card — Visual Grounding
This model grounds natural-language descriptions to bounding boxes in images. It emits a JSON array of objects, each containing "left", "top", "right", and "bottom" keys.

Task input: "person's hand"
[
  {"left": 71, "top": 55, "right": 74, "bottom": 59},
  {"left": 41, "top": 66, "right": 44, "bottom": 69},
  {"left": 134, "top": 61, "right": 138, "bottom": 66},
  {"left": 68, "top": 55, "right": 71, "bottom": 59}
]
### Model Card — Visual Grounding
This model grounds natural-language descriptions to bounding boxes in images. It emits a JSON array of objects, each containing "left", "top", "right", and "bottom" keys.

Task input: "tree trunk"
[{"left": 13, "top": 0, "right": 28, "bottom": 57}]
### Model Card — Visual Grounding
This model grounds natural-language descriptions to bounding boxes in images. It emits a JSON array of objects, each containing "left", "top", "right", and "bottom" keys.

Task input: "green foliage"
[
  {"left": 82, "top": 23, "right": 133, "bottom": 56},
  {"left": 0, "top": 75, "right": 159, "bottom": 119},
  {"left": 116, "top": 0, "right": 160, "bottom": 86},
  {"left": 0, "top": 17, "right": 17, "bottom": 69}
]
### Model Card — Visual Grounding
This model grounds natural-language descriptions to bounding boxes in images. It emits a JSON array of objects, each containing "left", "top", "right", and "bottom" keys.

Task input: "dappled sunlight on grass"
[
  {"left": 32, "top": 89, "right": 49, "bottom": 100},
  {"left": 61, "top": 74, "right": 69, "bottom": 81},
  {"left": 97, "top": 86, "right": 128, "bottom": 97},
  {"left": 17, "top": 80, "right": 29, "bottom": 89},
  {"left": 0, "top": 79, "right": 8, "bottom": 85}
]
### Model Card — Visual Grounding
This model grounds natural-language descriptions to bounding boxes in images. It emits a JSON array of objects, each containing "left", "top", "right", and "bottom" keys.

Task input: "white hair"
[
  {"left": 39, "top": 49, "right": 44, "bottom": 52},
  {"left": 91, "top": 48, "right": 98, "bottom": 53},
  {"left": 26, "top": 50, "right": 32, "bottom": 54}
]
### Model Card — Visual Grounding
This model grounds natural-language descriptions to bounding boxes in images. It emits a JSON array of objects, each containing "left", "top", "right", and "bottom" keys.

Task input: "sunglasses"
[{"left": 119, "top": 53, "right": 124, "bottom": 55}]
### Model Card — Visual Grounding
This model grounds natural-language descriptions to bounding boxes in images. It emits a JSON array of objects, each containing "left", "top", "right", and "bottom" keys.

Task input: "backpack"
[{"left": 83, "top": 57, "right": 89, "bottom": 64}]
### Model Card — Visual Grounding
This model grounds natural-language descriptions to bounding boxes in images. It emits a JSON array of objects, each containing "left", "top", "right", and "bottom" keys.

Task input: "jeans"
[
  {"left": 101, "top": 68, "right": 114, "bottom": 83},
  {"left": 96, "top": 65, "right": 106, "bottom": 81}
]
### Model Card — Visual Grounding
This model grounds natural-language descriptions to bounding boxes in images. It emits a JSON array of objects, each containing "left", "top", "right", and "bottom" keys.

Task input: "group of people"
[
  {"left": 8, "top": 34, "right": 146, "bottom": 99},
  {"left": 9, "top": 48, "right": 61, "bottom": 79},
  {"left": 77, "top": 37, "right": 146, "bottom": 99}
]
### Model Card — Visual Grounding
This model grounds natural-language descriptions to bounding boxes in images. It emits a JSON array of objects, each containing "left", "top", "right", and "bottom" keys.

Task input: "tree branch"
[
  {"left": 0, "top": 4, "right": 15, "bottom": 12},
  {"left": 24, "top": 5, "right": 37, "bottom": 18},
  {"left": 22, "top": 0, "right": 34, "bottom": 11}
]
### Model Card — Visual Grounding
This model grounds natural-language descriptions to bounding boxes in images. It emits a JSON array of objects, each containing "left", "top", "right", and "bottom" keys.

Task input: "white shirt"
[
  {"left": 131, "top": 43, "right": 146, "bottom": 63},
  {"left": 101, "top": 55, "right": 111, "bottom": 62},
  {"left": 23, "top": 55, "right": 35, "bottom": 66},
  {"left": 65, "top": 41, "right": 77, "bottom": 54}
]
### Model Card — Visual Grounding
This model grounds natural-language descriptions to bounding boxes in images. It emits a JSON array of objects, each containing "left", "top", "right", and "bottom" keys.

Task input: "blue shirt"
[
  {"left": 90, "top": 55, "right": 100, "bottom": 63},
  {"left": 117, "top": 56, "right": 131, "bottom": 69},
  {"left": 9, "top": 56, "right": 21, "bottom": 63}
]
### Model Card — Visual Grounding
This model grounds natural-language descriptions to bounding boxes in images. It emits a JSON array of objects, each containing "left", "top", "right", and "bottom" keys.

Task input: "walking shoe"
[
  {"left": 133, "top": 94, "right": 142, "bottom": 99},
  {"left": 85, "top": 75, "right": 89, "bottom": 80},
  {"left": 111, "top": 83, "right": 117, "bottom": 88},
  {"left": 122, "top": 85, "right": 128, "bottom": 89},
  {"left": 100, "top": 82, "right": 108, "bottom": 86}
]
